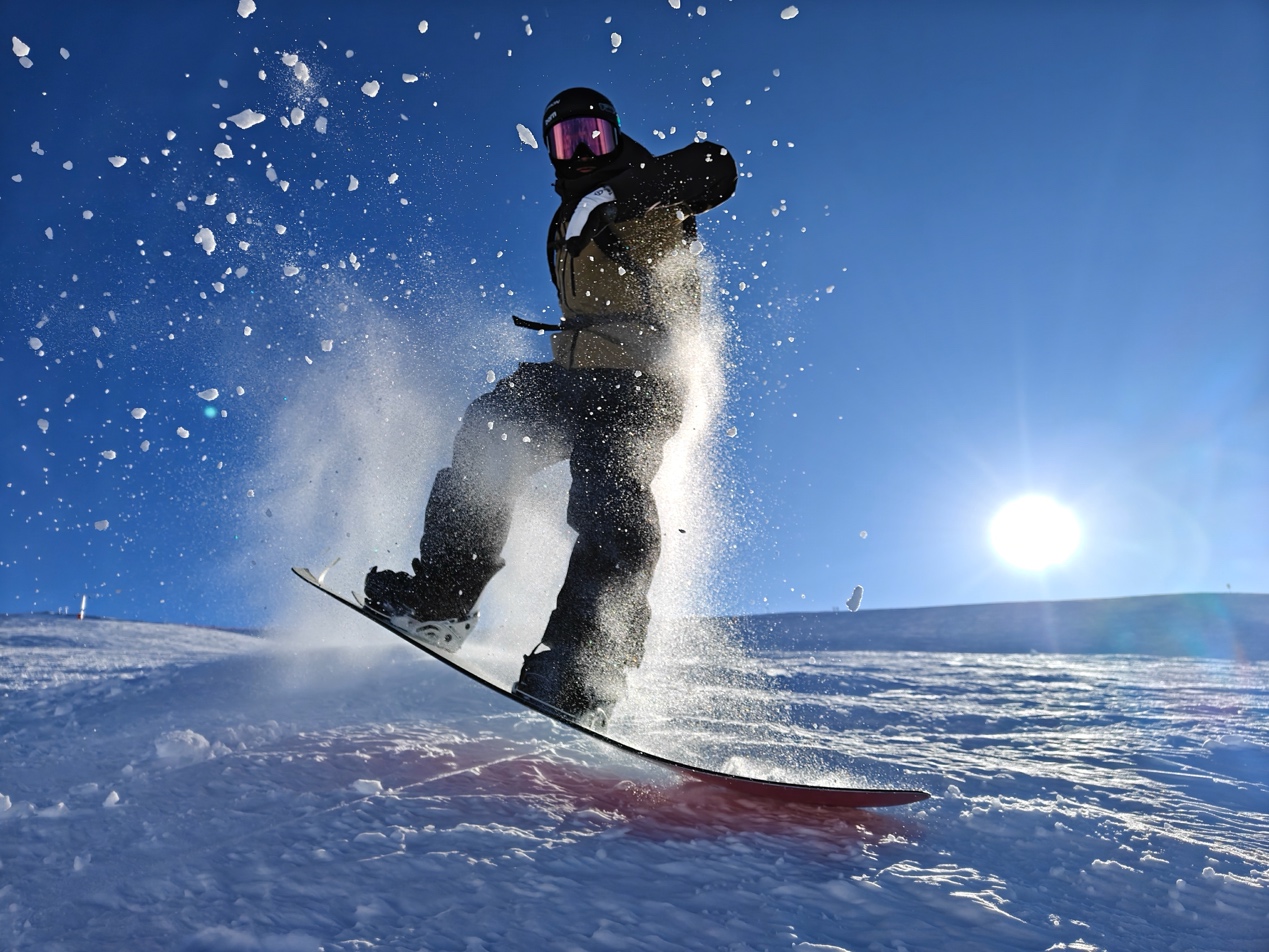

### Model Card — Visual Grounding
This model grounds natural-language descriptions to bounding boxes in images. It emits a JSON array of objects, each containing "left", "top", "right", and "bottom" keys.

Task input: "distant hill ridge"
[{"left": 725, "top": 592, "right": 1269, "bottom": 660}]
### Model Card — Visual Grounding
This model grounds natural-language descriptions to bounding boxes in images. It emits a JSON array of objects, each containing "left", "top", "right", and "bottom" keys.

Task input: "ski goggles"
[{"left": 547, "top": 116, "right": 619, "bottom": 161}]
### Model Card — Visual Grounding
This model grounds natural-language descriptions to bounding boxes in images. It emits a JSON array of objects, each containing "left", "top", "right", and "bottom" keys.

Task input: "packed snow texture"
[{"left": 0, "top": 613, "right": 1265, "bottom": 950}]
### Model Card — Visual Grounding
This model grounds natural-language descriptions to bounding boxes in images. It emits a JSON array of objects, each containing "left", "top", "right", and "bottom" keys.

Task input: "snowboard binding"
[
  {"left": 381, "top": 611, "right": 477, "bottom": 654},
  {"left": 361, "top": 564, "right": 477, "bottom": 652}
]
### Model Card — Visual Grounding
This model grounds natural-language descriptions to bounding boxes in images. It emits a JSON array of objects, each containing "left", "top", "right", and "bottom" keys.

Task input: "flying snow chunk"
[
  {"left": 516, "top": 123, "right": 539, "bottom": 148},
  {"left": 351, "top": 779, "right": 383, "bottom": 795},
  {"left": 214, "top": 143, "right": 234, "bottom": 159},
  {"left": 108, "top": 156, "right": 127, "bottom": 168},
  {"left": 320, "top": 339, "right": 333, "bottom": 351},
  {"left": 100, "top": 450, "right": 117, "bottom": 460},
  {"left": 60, "top": 47, "right": 69, "bottom": 59},
  {"left": 846, "top": 584, "right": 864, "bottom": 612},
  {"left": 402, "top": 73, "right": 418, "bottom": 83},
  {"left": 726, "top": 425, "right": 738, "bottom": 437},
  {"left": 82, "top": 210, "right": 93, "bottom": 219},
  {"left": 166, "top": 130, "right": 176, "bottom": 141},
  {"left": 347, "top": 175, "right": 359, "bottom": 191},
  {"left": 282, "top": 264, "right": 300, "bottom": 276},
  {"left": 37, "top": 418, "right": 49, "bottom": 433},
  {"left": 361, "top": 80, "right": 380, "bottom": 98},
  {"left": 94, "top": 519, "right": 110, "bottom": 531},
  {"left": 236, "top": 386, "right": 245, "bottom": 395},
  {"left": 45, "top": 227, "right": 54, "bottom": 240},
  {"left": 274, "top": 224, "right": 286, "bottom": 234},
  {"left": 611, "top": 32, "right": 622, "bottom": 49},
  {"left": 197, "top": 388, "right": 219, "bottom": 401},
  {"left": 194, "top": 227, "right": 216, "bottom": 254},
  {"left": 29, "top": 337, "right": 42, "bottom": 351},
  {"left": 417, "top": 20, "right": 428, "bottom": 33},
  {"left": 12, "top": 36, "right": 30, "bottom": 57},
  {"left": 237, "top": 0, "right": 256, "bottom": 17},
  {"left": 176, "top": 427, "right": 190, "bottom": 439},
  {"left": 131, "top": 407, "right": 146, "bottom": 419},
  {"left": 486, "top": 370, "right": 496, "bottom": 384},
  {"left": 859, "top": 530, "right": 868, "bottom": 539},
  {"left": 314, "top": 116, "right": 327, "bottom": 134},
  {"left": 780, "top": 5, "right": 799, "bottom": 19},
  {"left": 290, "top": 107, "right": 305, "bottom": 125},
  {"left": 293, "top": 61, "right": 310, "bottom": 83},
  {"left": 228, "top": 108, "right": 266, "bottom": 129}
]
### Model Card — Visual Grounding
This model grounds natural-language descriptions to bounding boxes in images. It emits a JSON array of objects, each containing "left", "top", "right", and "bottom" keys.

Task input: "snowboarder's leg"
[
  {"left": 365, "top": 363, "right": 569, "bottom": 619},
  {"left": 514, "top": 370, "right": 682, "bottom": 722}
]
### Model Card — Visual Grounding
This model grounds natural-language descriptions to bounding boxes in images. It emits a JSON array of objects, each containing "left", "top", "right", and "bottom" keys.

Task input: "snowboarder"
[{"left": 364, "top": 87, "right": 737, "bottom": 727}]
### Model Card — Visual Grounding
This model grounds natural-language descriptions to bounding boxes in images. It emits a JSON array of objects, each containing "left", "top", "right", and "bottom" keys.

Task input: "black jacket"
[{"left": 545, "top": 136, "right": 737, "bottom": 371}]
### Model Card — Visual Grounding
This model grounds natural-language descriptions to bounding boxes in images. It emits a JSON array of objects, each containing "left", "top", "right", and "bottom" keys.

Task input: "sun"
[{"left": 989, "top": 494, "right": 1081, "bottom": 570}]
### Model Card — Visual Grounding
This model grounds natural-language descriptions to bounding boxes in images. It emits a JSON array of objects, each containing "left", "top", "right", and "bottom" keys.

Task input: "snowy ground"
[{"left": 1, "top": 611, "right": 1267, "bottom": 951}]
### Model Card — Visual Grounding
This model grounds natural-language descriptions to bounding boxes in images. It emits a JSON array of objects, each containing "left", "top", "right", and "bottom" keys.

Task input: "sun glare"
[{"left": 990, "top": 494, "right": 1081, "bottom": 570}]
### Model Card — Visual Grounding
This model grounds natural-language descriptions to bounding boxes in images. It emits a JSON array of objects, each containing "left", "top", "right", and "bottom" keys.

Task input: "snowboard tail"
[{"left": 293, "top": 566, "right": 930, "bottom": 809}]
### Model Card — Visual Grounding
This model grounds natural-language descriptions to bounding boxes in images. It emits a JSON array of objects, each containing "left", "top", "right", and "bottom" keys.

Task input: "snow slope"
[
  {"left": 730, "top": 592, "right": 1269, "bottom": 659},
  {"left": 1, "top": 610, "right": 1267, "bottom": 951}
]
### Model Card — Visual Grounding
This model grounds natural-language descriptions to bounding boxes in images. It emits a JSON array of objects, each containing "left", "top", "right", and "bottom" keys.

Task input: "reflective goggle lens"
[{"left": 548, "top": 116, "right": 619, "bottom": 161}]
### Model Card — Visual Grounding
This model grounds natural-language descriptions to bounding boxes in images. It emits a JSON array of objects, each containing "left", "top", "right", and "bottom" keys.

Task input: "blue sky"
[{"left": 2, "top": 1, "right": 1266, "bottom": 627}]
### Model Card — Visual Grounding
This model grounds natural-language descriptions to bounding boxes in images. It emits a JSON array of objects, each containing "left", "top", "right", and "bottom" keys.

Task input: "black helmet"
[{"left": 543, "top": 87, "right": 621, "bottom": 177}]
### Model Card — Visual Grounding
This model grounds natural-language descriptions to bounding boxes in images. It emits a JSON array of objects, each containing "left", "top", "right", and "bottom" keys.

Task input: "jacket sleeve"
[{"left": 607, "top": 141, "right": 737, "bottom": 221}]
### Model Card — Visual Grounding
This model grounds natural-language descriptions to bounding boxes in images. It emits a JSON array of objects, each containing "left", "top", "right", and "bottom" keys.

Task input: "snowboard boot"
[
  {"left": 511, "top": 641, "right": 629, "bottom": 730},
  {"left": 362, "top": 565, "right": 477, "bottom": 654}
]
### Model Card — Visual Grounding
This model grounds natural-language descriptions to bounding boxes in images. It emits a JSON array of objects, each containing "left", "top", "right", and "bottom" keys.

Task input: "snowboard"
[{"left": 293, "top": 566, "right": 930, "bottom": 808}]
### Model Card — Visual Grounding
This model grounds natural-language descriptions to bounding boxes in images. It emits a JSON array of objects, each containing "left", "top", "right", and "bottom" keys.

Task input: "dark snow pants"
[{"left": 414, "top": 361, "right": 683, "bottom": 665}]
